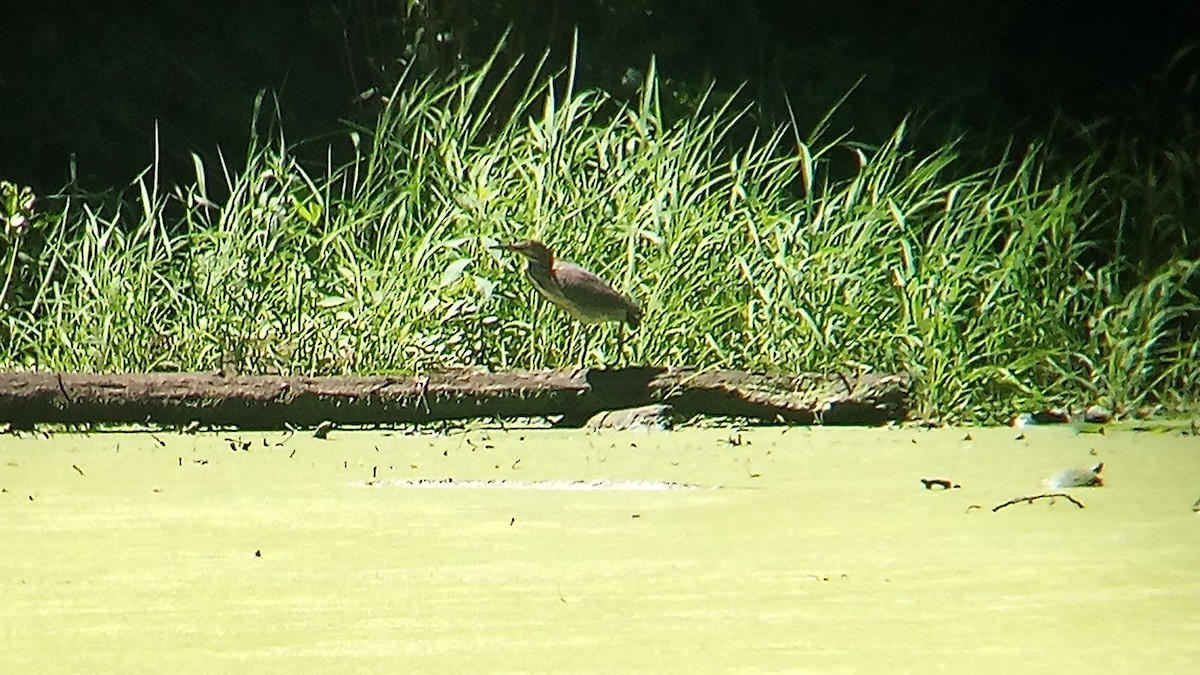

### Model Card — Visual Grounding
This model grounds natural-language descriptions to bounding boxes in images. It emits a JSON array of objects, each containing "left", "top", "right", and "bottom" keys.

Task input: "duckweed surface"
[{"left": 2, "top": 425, "right": 1199, "bottom": 673}]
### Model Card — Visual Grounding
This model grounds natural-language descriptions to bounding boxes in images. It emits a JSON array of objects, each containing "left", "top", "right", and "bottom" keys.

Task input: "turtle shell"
[{"left": 1046, "top": 463, "right": 1104, "bottom": 488}]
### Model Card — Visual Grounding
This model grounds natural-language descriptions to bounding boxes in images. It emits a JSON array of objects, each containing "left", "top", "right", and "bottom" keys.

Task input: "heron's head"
[{"left": 497, "top": 239, "right": 553, "bottom": 266}]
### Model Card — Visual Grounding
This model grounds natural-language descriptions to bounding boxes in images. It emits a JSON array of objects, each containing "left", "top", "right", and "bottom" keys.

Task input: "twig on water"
[{"left": 992, "top": 492, "right": 1086, "bottom": 512}]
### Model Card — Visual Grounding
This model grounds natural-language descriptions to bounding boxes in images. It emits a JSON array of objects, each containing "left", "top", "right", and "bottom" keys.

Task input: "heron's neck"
[
  {"left": 523, "top": 255, "right": 558, "bottom": 296},
  {"left": 524, "top": 256, "right": 553, "bottom": 278}
]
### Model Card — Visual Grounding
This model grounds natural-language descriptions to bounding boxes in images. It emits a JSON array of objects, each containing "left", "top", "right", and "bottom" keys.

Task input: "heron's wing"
[{"left": 554, "top": 262, "right": 641, "bottom": 325}]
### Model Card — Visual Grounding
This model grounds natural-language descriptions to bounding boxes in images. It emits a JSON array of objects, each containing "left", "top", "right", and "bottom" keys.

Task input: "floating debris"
[
  {"left": 920, "top": 478, "right": 960, "bottom": 490},
  {"left": 1012, "top": 409, "right": 1071, "bottom": 427},
  {"left": 358, "top": 478, "right": 709, "bottom": 491},
  {"left": 993, "top": 492, "right": 1086, "bottom": 511},
  {"left": 1013, "top": 406, "right": 1112, "bottom": 429},
  {"left": 314, "top": 420, "right": 336, "bottom": 439}
]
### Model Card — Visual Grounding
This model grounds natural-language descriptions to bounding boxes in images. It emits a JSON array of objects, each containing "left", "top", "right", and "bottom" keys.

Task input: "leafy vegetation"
[{"left": 1, "top": 44, "right": 1196, "bottom": 422}]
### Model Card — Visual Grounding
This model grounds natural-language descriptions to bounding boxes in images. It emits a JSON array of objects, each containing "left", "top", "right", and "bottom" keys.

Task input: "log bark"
[{"left": 0, "top": 369, "right": 909, "bottom": 428}]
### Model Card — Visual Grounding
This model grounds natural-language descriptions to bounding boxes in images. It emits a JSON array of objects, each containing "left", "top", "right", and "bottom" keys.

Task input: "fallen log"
[{"left": 0, "top": 369, "right": 909, "bottom": 428}]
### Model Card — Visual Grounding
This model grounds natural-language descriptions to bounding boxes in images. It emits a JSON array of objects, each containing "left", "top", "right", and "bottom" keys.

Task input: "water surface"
[{"left": 2, "top": 425, "right": 1198, "bottom": 672}]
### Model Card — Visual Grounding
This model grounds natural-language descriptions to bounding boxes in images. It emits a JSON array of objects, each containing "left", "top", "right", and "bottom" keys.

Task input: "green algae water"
[{"left": 2, "top": 425, "right": 1199, "bottom": 673}]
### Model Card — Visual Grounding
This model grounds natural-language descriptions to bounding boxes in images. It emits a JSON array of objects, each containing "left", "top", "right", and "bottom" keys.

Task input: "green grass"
[{"left": 1, "top": 42, "right": 1197, "bottom": 422}]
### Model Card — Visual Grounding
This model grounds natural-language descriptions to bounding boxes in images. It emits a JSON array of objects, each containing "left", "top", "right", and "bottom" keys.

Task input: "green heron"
[{"left": 497, "top": 239, "right": 641, "bottom": 366}]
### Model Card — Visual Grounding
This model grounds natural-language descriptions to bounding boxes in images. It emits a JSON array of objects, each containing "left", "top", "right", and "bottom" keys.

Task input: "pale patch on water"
[{"left": 357, "top": 478, "right": 708, "bottom": 491}]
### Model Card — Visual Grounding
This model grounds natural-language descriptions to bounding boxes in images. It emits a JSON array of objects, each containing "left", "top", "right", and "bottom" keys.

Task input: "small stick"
[
  {"left": 313, "top": 420, "right": 335, "bottom": 439},
  {"left": 992, "top": 492, "right": 1086, "bottom": 512},
  {"left": 835, "top": 370, "right": 854, "bottom": 395},
  {"left": 57, "top": 373, "right": 75, "bottom": 405}
]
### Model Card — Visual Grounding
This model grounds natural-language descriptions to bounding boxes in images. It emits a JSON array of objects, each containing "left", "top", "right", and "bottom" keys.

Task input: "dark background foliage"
[{"left": 2, "top": 0, "right": 1197, "bottom": 193}]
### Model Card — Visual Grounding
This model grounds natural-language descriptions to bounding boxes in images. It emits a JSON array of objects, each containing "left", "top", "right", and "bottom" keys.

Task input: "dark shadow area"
[{"left": 1, "top": 1, "right": 1196, "bottom": 192}]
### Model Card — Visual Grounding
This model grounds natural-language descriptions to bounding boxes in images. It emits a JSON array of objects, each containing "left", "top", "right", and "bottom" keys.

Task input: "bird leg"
[{"left": 579, "top": 325, "right": 591, "bottom": 370}]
